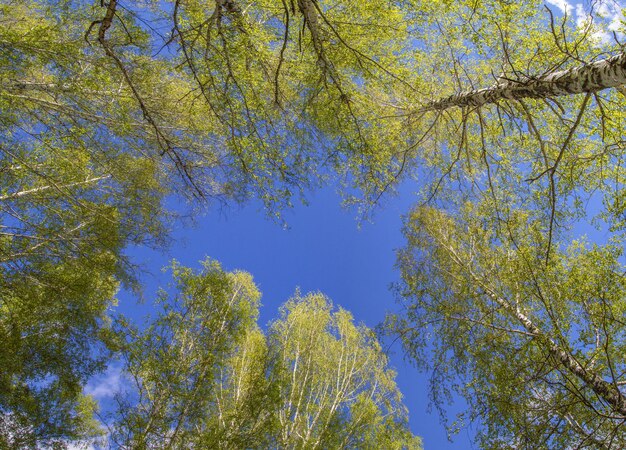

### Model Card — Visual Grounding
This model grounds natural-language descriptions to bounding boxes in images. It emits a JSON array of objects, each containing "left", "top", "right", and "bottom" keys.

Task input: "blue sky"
[{"left": 111, "top": 180, "right": 475, "bottom": 449}]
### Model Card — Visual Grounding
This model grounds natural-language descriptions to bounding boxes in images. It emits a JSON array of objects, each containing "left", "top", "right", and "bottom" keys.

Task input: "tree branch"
[
  {"left": 0, "top": 176, "right": 110, "bottom": 202},
  {"left": 420, "top": 51, "right": 626, "bottom": 112}
]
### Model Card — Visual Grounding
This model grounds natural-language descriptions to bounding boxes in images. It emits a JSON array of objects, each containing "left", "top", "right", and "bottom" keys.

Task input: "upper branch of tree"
[
  {"left": 419, "top": 51, "right": 626, "bottom": 113},
  {"left": 87, "top": 0, "right": 204, "bottom": 199}
]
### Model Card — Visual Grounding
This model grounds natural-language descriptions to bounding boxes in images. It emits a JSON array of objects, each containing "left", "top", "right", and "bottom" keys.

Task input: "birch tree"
[
  {"left": 0, "top": 3, "right": 171, "bottom": 442},
  {"left": 268, "top": 292, "right": 420, "bottom": 449},
  {"left": 108, "top": 260, "right": 263, "bottom": 449},
  {"left": 389, "top": 205, "right": 626, "bottom": 449},
  {"left": 375, "top": 1, "right": 626, "bottom": 447},
  {"left": 109, "top": 261, "right": 420, "bottom": 450},
  {"left": 399, "top": 0, "right": 626, "bottom": 249}
]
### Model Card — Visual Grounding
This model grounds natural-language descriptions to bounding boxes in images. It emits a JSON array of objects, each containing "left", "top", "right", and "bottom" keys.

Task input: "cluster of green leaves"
[
  {"left": 158, "top": 0, "right": 424, "bottom": 208},
  {"left": 392, "top": 206, "right": 626, "bottom": 448},
  {"left": 107, "top": 260, "right": 420, "bottom": 449},
  {"left": 0, "top": 0, "right": 421, "bottom": 444},
  {"left": 386, "top": 1, "right": 626, "bottom": 448},
  {"left": 3, "top": 0, "right": 626, "bottom": 447}
]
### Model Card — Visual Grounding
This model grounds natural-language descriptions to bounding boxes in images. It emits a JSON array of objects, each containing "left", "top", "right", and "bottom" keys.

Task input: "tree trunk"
[
  {"left": 482, "top": 289, "right": 626, "bottom": 417},
  {"left": 421, "top": 51, "right": 626, "bottom": 112}
]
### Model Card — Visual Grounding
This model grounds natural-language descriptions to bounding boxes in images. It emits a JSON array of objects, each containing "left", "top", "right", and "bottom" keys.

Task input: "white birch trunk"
[
  {"left": 439, "top": 230, "right": 626, "bottom": 417},
  {"left": 422, "top": 51, "right": 626, "bottom": 112},
  {"left": 0, "top": 176, "right": 110, "bottom": 202},
  {"left": 482, "top": 288, "right": 626, "bottom": 417}
]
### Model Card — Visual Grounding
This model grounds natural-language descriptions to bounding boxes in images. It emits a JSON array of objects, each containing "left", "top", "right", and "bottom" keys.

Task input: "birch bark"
[{"left": 421, "top": 51, "right": 626, "bottom": 112}]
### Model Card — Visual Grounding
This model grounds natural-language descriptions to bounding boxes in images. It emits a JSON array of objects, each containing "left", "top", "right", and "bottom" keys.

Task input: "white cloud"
[
  {"left": 85, "top": 364, "right": 123, "bottom": 400},
  {"left": 65, "top": 443, "right": 96, "bottom": 450},
  {"left": 575, "top": 2, "right": 591, "bottom": 28},
  {"left": 604, "top": 1, "right": 625, "bottom": 31},
  {"left": 545, "top": 0, "right": 575, "bottom": 16},
  {"left": 569, "top": 0, "right": 625, "bottom": 44}
]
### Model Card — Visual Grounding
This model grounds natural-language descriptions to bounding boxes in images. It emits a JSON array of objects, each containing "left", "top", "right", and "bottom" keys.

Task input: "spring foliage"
[
  {"left": 109, "top": 260, "right": 421, "bottom": 449},
  {"left": 3, "top": 0, "right": 626, "bottom": 447}
]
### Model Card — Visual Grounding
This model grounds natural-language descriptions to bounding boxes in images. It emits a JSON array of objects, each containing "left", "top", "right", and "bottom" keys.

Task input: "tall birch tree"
[
  {"left": 108, "top": 260, "right": 420, "bottom": 450},
  {"left": 268, "top": 292, "right": 420, "bottom": 449},
  {"left": 391, "top": 204, "right": 626, "bottom": 448}
]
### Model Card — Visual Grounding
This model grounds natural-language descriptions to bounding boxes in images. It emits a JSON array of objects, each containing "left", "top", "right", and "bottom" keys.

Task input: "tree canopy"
[
  {"left": 392, "top": 206, "right": 626, "bottom": 448},
  {"left": 384, "top": 1, "right": 626, "bottom": 448},
  {"left": 2, "top": 0, "right": 626, "bottom": 447},
  {"left": 106, "top": 260, "right": 420, "bottom": 449}
]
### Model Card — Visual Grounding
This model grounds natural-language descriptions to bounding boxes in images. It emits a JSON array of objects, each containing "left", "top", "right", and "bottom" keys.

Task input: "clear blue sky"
[{"left": 119, "top": 181, "right": 476, "bottom": 449}]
